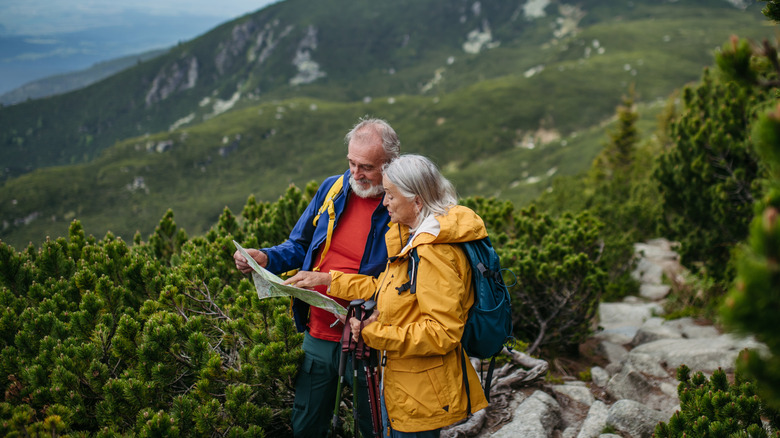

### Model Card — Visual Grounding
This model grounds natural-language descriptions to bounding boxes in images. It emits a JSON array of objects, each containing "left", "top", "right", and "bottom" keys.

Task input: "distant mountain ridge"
[
  {"left": 1, "top": 0, "right": 762, "bottom": 175},
  {"left": 0, "top": 0, "right": 772, "bottom": 248},
  {"left": 0, "top": 49, "right": 168, "bottom": 106}
]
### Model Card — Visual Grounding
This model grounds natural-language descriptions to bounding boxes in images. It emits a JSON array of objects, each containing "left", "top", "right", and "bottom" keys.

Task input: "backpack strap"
[
  {"left": 311, "top": 177, "right": 344, "bottom": 272},
  {"left": 483, "top": 355, "right": 497, "bottom": 402},
  {"left": 461, "top": 348, "right": 497, "bottom": 418},
  {"left": 460, "top": 347, "right": 473, "bottom": 416},
  {"left": 397, "top": 248, "right": 419, "bottom": 294}
]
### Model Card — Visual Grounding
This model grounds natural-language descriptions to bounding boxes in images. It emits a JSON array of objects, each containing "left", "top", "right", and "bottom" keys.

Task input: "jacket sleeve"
[
  {"left": 362, "top": 244, "right": 471, "bottom": 357},
  {"left": 261, "top": 175, "right": 339, "bottom": 274},
  {"left": 329, "top": 271, "right": 381, "bottom": 301}
]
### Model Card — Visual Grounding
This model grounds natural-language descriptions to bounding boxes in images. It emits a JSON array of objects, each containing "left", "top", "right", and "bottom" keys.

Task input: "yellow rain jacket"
[{"left": 329, "top": 205, "right": 489, "bottom": 432}]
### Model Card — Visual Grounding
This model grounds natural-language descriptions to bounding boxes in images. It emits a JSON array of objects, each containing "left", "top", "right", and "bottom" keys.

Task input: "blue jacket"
[{"left": 262, "top": 170, "right": 391, "bottom": 332}]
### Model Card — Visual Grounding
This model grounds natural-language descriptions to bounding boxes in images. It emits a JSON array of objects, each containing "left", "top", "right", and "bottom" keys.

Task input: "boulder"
[
  {"left": 491, "top": 390, "right": 562, "bottom": 438},
  {"left": 631, "top": 322, "right": 682, "bottom": 346},
  {"left": 663, "top": 317, "right": 720, "bottom": 339},
  {"left": 576, "top": 401, "right": 609, "bottom": 438},
  {"left": 629, "top": 334, "right": 764, "bottom": 373},
  {"left": 639, "top": 284, "right": 671, "bottom": 300},
  {"left": 595, "top": 340, "right": 629, "bottom": 364},
  {"left": 625, "top": 352, "right": 670, "bottom": 378},
  {"left": 596, "top": 299, "right": 664, "bottom": 345},
  {"left": 605, "top": 361, "right": 678, "bottom": 413},
  {"left": 606, "top": 399, "right": 669, "bottom": 438},
  {"left": 552, "top": 383, "right": 595, "bottom": 408},
  {"left": 590, "top": 366, "right": 610, "bottom": 388}
]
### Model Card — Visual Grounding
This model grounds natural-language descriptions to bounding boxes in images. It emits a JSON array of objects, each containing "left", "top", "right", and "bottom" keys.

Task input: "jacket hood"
[{"left": 387, "top": 205, "right": 488, "bottom": 257}]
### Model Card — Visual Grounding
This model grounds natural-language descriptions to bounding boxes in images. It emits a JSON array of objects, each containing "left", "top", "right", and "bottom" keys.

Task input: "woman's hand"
[
  {"left": 349, "top": 312, "right": 379, "bottom": 343},
  {"left": 282, "top": 270, "right": 331, "bottom": 290}
]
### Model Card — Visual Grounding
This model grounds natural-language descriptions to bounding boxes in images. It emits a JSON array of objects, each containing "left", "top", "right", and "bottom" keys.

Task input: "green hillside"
[
  {"left": 0, "top": 0, "right": 773, "bottom": 249},
  {"left": 0, "top": 49, "right": 168, "bottom": 106}
]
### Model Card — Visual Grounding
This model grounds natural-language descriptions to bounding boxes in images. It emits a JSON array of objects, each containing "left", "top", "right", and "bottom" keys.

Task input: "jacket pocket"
[{"left": 385, "top": 355, "right": 454, "bottom": 418}]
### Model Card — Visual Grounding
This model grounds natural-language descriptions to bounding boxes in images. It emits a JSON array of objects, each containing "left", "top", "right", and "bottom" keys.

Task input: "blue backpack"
[{"left": 405, "top": 236, "right": 514, "bottom": 409}]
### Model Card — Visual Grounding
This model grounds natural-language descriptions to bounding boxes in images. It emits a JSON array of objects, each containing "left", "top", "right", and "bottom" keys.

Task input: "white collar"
[{"left": 402, "top": 214, "right": 440, "bottom": 253}]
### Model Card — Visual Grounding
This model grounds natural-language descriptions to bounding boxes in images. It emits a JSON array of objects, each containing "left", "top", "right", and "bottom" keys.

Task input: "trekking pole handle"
[
  {"left": 354, "top": 304, "right": 363, "bottom": 323},
  {"left": 361, "top": 300, "right": 377, "bottom": 317},
  {"left": 351, "top": 299, "right": 365, "bottom": 323}
]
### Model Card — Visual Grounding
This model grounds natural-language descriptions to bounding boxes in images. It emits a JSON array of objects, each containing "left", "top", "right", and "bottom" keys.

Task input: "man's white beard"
[{"left": 349, "top": 175, "right": 384, "bottom": 198}]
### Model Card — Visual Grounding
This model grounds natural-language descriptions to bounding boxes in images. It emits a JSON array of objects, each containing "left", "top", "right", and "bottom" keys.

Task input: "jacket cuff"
[{"left": 328, "top": 270, "right": 347, "bottom": 299}]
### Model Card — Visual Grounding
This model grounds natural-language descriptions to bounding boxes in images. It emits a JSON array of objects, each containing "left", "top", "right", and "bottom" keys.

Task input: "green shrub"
[
  {"left": 721, "top": 99, "right": 780, "bottom": 411},
  {"left": 653, "top": 36, "right": 774, "bottom": 288},
  {"left": 0, "top": 186, "right": 311, "bottom": 436},
  {"left": 655, "top": 365, "right": 780, "bottom": 438},
  {"left": 463, "top": 198, "right": 607, "bottom": 356}
]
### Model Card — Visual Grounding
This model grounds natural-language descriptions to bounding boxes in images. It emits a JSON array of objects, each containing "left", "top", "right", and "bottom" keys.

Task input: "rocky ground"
[{"left": 443, "top": 239, "right": 765, "bottom": 438}]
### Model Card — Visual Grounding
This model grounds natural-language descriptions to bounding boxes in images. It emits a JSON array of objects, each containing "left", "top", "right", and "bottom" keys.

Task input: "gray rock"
[
  {"left": 599, "top": 300, "right": 665, "bottom": 328},
  {"left": 639, "top": 284, "right": 671, "bottom": 300},
  {"left": 641, "top": 317, "right": 665, "bottom": 328},
  {"left": 591, "top": 366, "right": 610, "bottom": 388},
  {"left": 596, "top": 340, "right": 629, "bottom": 364},
  {"left": 606, "top": 399, "right": 670, "bottom": 438},
  {"left": 629, "top": 335, "right": 764, "bottom": 373},
  {"left": 491, "top": 390, "right": 562, "bottom": 438},
  {"left": 562, "top": 426, "right": 579, "bottom": 438},
  {"left": 553, "top": 383, "right": 595, "bottom": 407},
  {"left": 606, "top": 362, "right": 656, "bottom": 403},
  {"left": 596, "top": 300, "right": 664, "bottom": 345},
  {"left": 593, "top": 326, "right": 639, "bottom": 345},
  {"left": 663, "top": 317, "right": 720, "bottom": 339},
  {"left": 576, "top": 400, "right": 609, "bottom": 438},
  {"left": 605, "top": 362, "right": 678, "bottom": 412},
  {"left": 632, "top": 256, "right": 665, "bottom": 285},
  {"left": 626, "top": 352, "right": 670, "bottom": 378},
  {"left": 632, "top": 323, "right": 683, "bottom": 346},
  {"left": 605, "top": 362, "right": 623, "bottom": 376},
  {"left": 632, "top": 241, "right": 679, "bottom": 283},
  {"left": 635, "top": 239, "right": 678, "bottom": 259}
]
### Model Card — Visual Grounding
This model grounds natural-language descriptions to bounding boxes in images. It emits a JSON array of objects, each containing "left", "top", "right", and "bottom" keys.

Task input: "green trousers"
[{"left": 292, "top": 331, "right": 375, "bottom": 437}]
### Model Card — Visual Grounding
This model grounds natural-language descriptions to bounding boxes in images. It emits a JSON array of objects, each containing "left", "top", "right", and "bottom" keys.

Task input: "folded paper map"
[{"left": 233, "top": 240, "right": 347, "bottom": 316}]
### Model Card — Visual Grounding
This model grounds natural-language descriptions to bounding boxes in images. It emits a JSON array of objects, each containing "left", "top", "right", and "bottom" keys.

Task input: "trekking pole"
[
  {"left": 352, "top": 300, "right": 364, "bottom": 436},
  {"left": 331, "top": 300, "right": 364, "bottom": 437},
  {"left": 359, "top": 300, "right": 382, "bottom": 437}
]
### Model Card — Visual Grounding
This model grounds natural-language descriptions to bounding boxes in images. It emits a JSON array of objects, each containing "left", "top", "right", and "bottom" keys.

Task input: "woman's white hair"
[{"left": 382, "top": 154, "right": 457, "bottom": 219}]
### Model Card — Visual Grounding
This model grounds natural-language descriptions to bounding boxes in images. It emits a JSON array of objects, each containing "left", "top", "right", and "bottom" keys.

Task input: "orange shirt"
[{"left": 307, "top": 193, "right": 382, "bottom": 342}]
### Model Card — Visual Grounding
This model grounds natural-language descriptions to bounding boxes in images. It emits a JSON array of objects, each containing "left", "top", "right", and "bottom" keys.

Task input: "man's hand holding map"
[{"left": 233, "top": 241, "right": 347, "bottom": 316}]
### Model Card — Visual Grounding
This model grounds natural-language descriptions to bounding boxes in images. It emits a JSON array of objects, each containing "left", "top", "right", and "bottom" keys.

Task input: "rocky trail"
[{"left": 444, "top": 239, "right": 764, "bottom": 438}]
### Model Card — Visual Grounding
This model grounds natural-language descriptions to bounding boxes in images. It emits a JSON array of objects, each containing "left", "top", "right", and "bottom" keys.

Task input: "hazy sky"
[
  {"left": 0, "top": 0, "right": 280, "bottom": 36},
  {"left": 0, "top": 0, "right": 281, "bottom": 94}
]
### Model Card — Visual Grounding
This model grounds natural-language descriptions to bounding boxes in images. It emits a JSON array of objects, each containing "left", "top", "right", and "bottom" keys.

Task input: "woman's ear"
[{"left": 414, "top": 196, "right": 423, "bottom": 213}]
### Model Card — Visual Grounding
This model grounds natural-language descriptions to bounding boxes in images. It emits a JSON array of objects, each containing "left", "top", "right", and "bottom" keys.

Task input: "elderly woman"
[{"left": 290, "top": 154, "right": 489, "bottom": 437}]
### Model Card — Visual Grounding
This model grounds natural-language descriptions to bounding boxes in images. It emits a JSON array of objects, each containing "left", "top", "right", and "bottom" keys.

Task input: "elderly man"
[{"left": 234, "top": 117, "right": 400, "bottom": 437}]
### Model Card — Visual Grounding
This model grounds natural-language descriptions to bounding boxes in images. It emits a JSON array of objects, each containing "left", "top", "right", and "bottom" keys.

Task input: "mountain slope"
[
  {"left": 0, "top": 0, "right": 765, "bottom": 177},
  {"left": 0, "top": 49, "right": 168, "bottom": 106},
  {"left": 0, "top": 0, "right": 773, "bottom": 248}
]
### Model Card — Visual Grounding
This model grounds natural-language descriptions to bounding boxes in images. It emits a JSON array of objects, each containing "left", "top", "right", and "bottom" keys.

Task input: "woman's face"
[{"left": 382, "top": 176, "right": 421, "bottom": 227}]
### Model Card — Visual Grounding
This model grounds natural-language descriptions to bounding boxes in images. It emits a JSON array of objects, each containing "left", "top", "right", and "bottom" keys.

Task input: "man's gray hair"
[
  {"left": 345, "top": 117, "right": 401, "bottom": 161},
  {"left": 383, "top": 154, "right": 457, "bottom": 218}
]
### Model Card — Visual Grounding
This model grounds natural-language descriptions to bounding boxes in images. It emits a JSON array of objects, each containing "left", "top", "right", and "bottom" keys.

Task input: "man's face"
[{"left": 347, "top": 135, "right": 387, "bottom": 198}]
